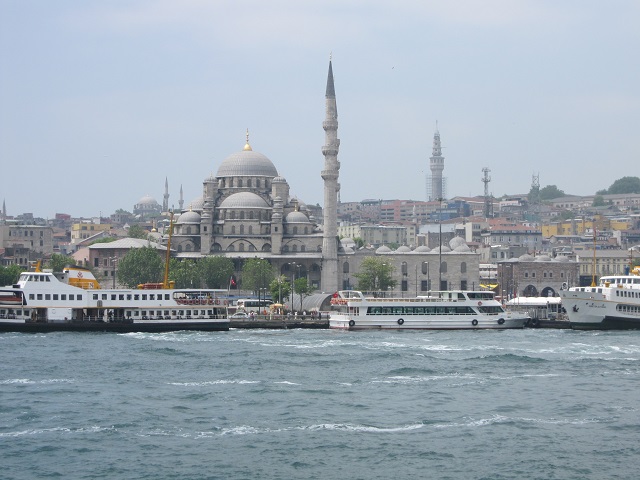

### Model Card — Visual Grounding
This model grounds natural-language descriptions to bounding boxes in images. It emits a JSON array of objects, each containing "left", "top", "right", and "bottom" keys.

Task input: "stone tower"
[
  {"left": 321, "top": 60, "right": 340, "bottom": 293},
  {"left": 429, "top": 127, "right": 445, "bottom": 200},
  {"left": 163, "top": 177, "right": 169, "bottom": 212}
]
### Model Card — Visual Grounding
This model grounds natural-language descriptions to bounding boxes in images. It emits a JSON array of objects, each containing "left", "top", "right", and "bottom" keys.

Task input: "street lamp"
[{"left": 110, "top": 256, "right": 117, "bottom": 288}]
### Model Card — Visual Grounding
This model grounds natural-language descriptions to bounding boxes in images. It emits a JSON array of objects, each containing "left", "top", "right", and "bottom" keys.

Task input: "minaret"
[
  {"left": 163, "top": 177, "right": 169, "bottom": 212},
  {"left": 321, "top": 58, "right": 340, "bottom": 293},
  {"left": 429, "top": 125, "right": 445, "bottom": 201},
  {"left": 179, "top": 185, "right": 184, "bottom": 211}
]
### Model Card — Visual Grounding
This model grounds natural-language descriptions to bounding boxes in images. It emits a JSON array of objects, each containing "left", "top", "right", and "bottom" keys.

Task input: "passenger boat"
[
  {"left": 560, "top": 271, "right": 640, "bottom": 330},
  {"left": 328, "top": 290, "right": 529, "bottom": 330},
  {"left": 0, "top": 266, "right": 229, "bottom": 333}
]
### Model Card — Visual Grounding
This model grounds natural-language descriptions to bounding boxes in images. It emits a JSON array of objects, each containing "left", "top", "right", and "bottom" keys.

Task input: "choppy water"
[{"left": 1, "top": 328, "right": 639, "bottom": 480}]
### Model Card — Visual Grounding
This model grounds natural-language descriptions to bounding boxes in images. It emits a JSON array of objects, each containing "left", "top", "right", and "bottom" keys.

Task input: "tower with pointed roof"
[
  {"left": 428, "top": 126, "right": 445, "bottom": 201},
  {"left": 321, "top": 59, "right": 340, "bottom": 292}
]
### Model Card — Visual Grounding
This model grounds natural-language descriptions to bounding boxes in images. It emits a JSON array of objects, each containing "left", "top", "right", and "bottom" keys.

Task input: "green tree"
[
  {"left": 592, "top": 195, "right": 606, "bottom": 207},
  {"left": 46, "top": 253, "right": 76, "bottom": 272},
  {"left": 89, "top": 237, "right": 117, "bottom": 245},
  {"left": 539, "top": 185, "right": 565, "bottom": 201},
  {"left": 606, "top": 176, "right": 640, "bottom": 194},
  {"left": 241, "top": 258, "right": 273, "bottom": 293},
  {"left": 117, "top": 246, "right": 164, "bottom": 288},
  {"left": 293, "top": 277, "right": 313, "bottom": 312},
  {"left": 0, "top": 264, "right": 24, "bottom": 286},
  {"left": 127, "top": 224, "right": 149, "bottom": 239},
  {"left": 169, "top": 259, "right": 200, "bottom": 288},
  {"left": 353, "top": 257, "right": 396, "bottom": 293},
  {"left": 353, "top": 237, "right": 365, "bottom": 249},
  {"left": 198, "top": 256, "right": 234, "bottom": 289},
  {"left": 269, "top": 275, "right": 291, "bottom": 304}
]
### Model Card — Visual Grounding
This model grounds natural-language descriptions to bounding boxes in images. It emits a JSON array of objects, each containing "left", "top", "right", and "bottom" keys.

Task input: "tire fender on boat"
[
  {"left": 472, "top": 319, "right": 478, "bottom": 326},
  {"left": 397, "top": 318, "right": 404, "bottom": 325},
  {"left": 477, "top": 301, "right": 482, "bottom": 306},
  {"left": 348, "top": 319, "right": 355, "bottom": 327},
  {"left": 497, "top": 318, "right": 505, "bottom": 325}
]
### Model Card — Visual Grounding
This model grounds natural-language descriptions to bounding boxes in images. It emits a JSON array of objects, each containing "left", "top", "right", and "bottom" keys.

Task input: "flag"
[{"left": 230, "top": 277, "right": 236, "bottom": 287}]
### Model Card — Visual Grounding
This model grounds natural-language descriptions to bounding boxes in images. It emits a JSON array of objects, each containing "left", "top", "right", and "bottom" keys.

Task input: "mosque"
[{"left": 134, "top": 61, "right": 479, "bottom": 295}]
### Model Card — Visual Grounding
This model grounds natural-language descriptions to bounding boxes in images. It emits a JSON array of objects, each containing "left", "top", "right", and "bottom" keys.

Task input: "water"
[{"left": 1, "top": 329, "right": 639, "bottom": 480}]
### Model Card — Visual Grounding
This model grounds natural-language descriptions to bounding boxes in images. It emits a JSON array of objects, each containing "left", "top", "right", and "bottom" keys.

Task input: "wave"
[
  {"left": 432, "top": 414, "right": 603, "bottom": 429},
  {"left": 0, "top": 425, "right": 115, "bottom": 438},
  {"left": 0, "top": 378, "right": 75, "bottom": 385},
  {"left": 168, "top": 379, "right": 260, "bottom": 386}
]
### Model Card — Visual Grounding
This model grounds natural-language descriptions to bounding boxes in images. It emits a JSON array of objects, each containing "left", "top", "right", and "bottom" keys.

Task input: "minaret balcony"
[{"left": 322, "top": 146, "right": 339, "bottom": 156}]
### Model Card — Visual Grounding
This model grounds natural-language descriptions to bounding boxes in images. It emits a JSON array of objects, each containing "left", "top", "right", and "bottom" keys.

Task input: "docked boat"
[
  {"left": 560, "top": 272, "right": 640, "bottom": 330},
  {"left": 328, "top": 290, "right": 528, "bottom": 330},
  {"left": 0, "top": 266, "right": 229, "bottom": 333}
]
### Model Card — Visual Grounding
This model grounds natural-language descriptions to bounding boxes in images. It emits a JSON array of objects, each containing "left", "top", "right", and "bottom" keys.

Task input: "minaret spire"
[
  {"left": 321, "top": 57, "right": 340, "bottom": 292},
  {"left": 428, "top": 125, "right": 445, "bottom": 201},
  {"left": 163, "top": 177, "right": 169, "bottom": 212},
  {"left": 179, "top": 184, "right": 184, "bottom": 211}
]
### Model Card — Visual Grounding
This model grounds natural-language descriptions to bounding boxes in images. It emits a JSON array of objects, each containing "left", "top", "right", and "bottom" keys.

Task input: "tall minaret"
[
  {"left": 321, "top": 58, "right": 340, "bottom": 293},
  {"left": 179, "top": 185, "right": 184, "bottom": 211},
  {"left": 163, "top": 177, "right": 169, "bottom": 212},
  {"left": 429, "top": 125, "right": 445, "bottom": 200}
]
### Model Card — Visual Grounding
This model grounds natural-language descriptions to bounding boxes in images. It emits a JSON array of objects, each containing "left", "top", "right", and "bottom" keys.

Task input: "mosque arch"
[{"left": 523, "top": 285, "right": 538, "bottom": 296}]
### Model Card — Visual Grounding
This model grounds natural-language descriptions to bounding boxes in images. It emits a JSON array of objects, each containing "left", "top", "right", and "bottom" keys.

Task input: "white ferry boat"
[
  {"left": 0, "top": 266, "right": 229, "bottom": 333},
  {"left": 329, "top": 290, "right": 528, "bottom": 330},
  {"left": 560, "top": 271, "right": 640, "bottom": 330}
]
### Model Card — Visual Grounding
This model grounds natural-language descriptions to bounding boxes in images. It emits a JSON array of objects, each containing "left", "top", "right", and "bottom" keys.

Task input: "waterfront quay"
[{"left": 229, "top": 314, "right": 329, "bottom": 329}]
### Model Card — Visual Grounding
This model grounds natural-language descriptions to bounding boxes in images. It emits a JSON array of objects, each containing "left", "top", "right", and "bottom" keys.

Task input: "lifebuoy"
[
  {"left": 397, "top": 318, "right": 404, "bottom": 325},
  {"left": 472, "top": 319, "right": 478, "bottom": 326},
  {"left": 348, "top": 319, "right": 355, "bottom": 327},
  {"left": 215, "top": 299, "right": 219, "bottom": 305},
  {"left": 478, "top": 301, "right": 482, "bottom": 306},
  {"left": 497, "top": 318, "right": 505, "bottom": 325}
]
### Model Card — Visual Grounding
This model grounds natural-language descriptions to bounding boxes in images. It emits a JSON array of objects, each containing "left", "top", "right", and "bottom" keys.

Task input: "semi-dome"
[
  {"left": 216, "top": 148, "right": 278, "bottom": 178},
  {"left": 285, "top": 211, "right": 310, "bottom": 223},
  {"left": 219, "top": 192, "right": 270, "bottom": 209},
  {"left": 177, "top": 210, "right": 201, "bottom": 224}
]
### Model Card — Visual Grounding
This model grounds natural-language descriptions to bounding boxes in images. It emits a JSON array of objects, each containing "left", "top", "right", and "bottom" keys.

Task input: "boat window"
[
  {"left": 127, "top": 295, "right": 132, "bottom": 300},
  {"left": 150, "top": 294, "right": 155, "bottom": 300},
  {"left": 134, "top": 294, "right": 139, "bottom": 301},
  {"left": 119, "top": 294, "right": 125, "bottom": 301},
  {"left": 37, "top": 294, "right": 42, "bottom": 300},
  {"left": 53, "top": 294, "right": 58, "bottom": 300},
  {"left": 93, "top": 294, "right": 98, "bottom": 300},
  {"left": 46, "top": 277, "right": 50, "bottom": 282},
  {"left": 165, "top": 294, "right": 170, "bottom": 300},
  {"left": 142, "top": 294, "right": 147, "bottom": 300},
  {"left": 29, "top": 294, "right": 35, "bottom": 300},
  {"left": 111, "top": 295, "right": 116, "bottom": 301},
  {"left": 76, "top": 295, "right": 82, "bottom": 301},
  {"left": 102, "top": 294, "right": 107, "bottom": 300}
]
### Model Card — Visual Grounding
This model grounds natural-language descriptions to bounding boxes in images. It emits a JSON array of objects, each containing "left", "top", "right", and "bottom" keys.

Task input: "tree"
[
  {"left": 353, "top": 237, "right": 365, "bottom": 249},
  {"left": 0, "top": 264, "right": 24, "bottom": 286},
  {"left": 117, "top": 246, "right": 164, "bottom": 287},
  {"left": 606, "top": 176, "right": 640, "bottom": 194},
  {"left": 89, "top": 237, "right": 117, "bottom": 245},
  {"left": 46, "top": 253, "right": 76, "bottom": 272},
  {"left": 127, "top": 224, "right": 149, "bottom": 239},
  {"left": 539, "top": 185, "right": 565, "bottom": 201},
  {"left": 169, "top": 259, "right": 200, "bottom": 288},
  {"left": 353, "top": 257, "right": 396, "bottom": 293},
  {"left": 293, "top": 277, "right": 313, "bottom": 312},
  {"left": 198, "top": 256, "right": 234, "bottom": 289},
  {"left": 241, "top": 258, "right": 273, "bottom": 294},
  {"left": 269, "top": 275, "right": 291, "bottom": 304},
  {"left": 592, "top": 195, "right": 606, "bottom": 207}
]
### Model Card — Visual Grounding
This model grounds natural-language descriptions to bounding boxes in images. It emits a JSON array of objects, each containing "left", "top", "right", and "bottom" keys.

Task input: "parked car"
[{"left": 229, "top": 312, "right": 250, "bottom": 319}]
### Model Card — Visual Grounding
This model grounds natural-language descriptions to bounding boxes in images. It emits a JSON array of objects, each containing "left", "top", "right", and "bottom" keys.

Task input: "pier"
[{"left": 229, "top": 314, "right": 329, "bottom": 329}]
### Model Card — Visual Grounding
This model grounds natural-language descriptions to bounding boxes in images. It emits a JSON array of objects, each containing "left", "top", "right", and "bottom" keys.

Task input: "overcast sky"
[{"left": 1, "top": 1, "right": 639, "bottom": 219}]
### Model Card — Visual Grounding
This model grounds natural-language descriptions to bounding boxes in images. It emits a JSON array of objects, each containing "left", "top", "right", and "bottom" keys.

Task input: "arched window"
[
  {"left": 343, "top": 262, "right": 349, "bottom": 273},
  {"left": 231, "top": 226, "right": 236, "bottom": 234},
  {"left": 301, "top": 245, "right": 306, "bottom": 252},
  {"left": 186, "top": 226, "right": 191, "bottom": 235},
  {"left": 247, "top": 179, "right": 252, "bottom": 188},
  {"left": 283, "top": 245, "right": 289, "bottom": 252},
  {"left": 461, "top": 262, "right": 467, "bottom": 274},
  {"left": 304, "top": 227, "right": 308, "bottom": 234},
  {"left": 248, "top": 225, "right": 253, "bottom": 234},
  {"left": 186, "top": 244, "right": 192, "bottom": 252},
  {"left": 227, "top": 245, "right": 235, "bottom": 252},
  {"left": 401, "top": 262, "right": 408, "bottom": 275},
  {"left": 422, "top": 261, "right": 429, "bottom": 275},
  {"left": 238, "top": 179, "right": 243, "bottom": 188},
  {"left": 177, "top": 245, "right": 183, "bottom": 252},
  {"left": 292, "top": 245, "right": 298, "bottom": 252},
  {"left": 240, "top": 225, "right": 244, "bottom": 235},
  {"left": 441, "top": 261, "right": 447, "bottom": 273},
  {"left": 293, "top": 226, "right": 298, "bottom": 235},
  {"left": 231, "top": 211, "right": 236, "bottom": 219},
  {"left": 239, "top": 243, "right": 245, "bottom": 252},
  {"left": 240, "top": 211, "right": 245, "bottom": 220},
  {"left": 249, "top": 211, "right": 254, "bottom": 220},
  {"left": 249, "top": 244, "right": 256, "bottom": 251}
]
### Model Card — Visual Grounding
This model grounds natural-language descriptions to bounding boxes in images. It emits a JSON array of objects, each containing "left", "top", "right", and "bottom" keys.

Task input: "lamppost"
[
  {"left": 110, "top": 256, "right": 117, "bottom": 288},
  {"left": 438, "top": 197, "right": 444, "bottom": 290},
  {"left": 290, "top": 262, "right": 297, "bottom": 313}
]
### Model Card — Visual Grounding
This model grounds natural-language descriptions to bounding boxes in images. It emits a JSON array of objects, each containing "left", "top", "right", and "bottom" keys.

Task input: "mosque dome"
[
  {"left": 412, "top": 245, "right": 432, "bottom": 253},
  {"left": 216, "top": 143, "right": 278, "bottom": 178},
  {"left": 187, "top": 196, "right": 204, "bottom": 210},
  {"left": 396, "top": 245, "right": 411, "bottom": 253},
  {"left": 535, "top": 255, "right": 554, "bottom": 262},
  {"left": 519, "top": 254, "right": 535, "bottom": 262},
  {"left": 453, "top": 244, "right": 472, "bottom": 253},
  {"left": 449, "top": 236, "right": 467, "bottom": 249},
  {"left": 376, "top": 245, "right": 393, "bottom": 254},
  {"left": 219, "top": 192, "right": 271, "bottom": 209},
  {"left": 285, "top": 211, "right": 310, "bottom": 223},
  {"left": 433, "top": 245, "right": 451, "bottom": 253},
  {"left": 177, "top": 210, "right": 201, "bottom": 224},
  {"left": 272, "top": 176, "right": 287, "bottom": 184},
  {"left": 137, "top": 195, "right": 159, "bottom": 206}
]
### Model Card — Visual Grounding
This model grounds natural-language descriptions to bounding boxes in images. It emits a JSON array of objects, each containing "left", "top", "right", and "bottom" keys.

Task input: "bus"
[{"left": 235, "top": 298, "right": 273, "bottom": 314}]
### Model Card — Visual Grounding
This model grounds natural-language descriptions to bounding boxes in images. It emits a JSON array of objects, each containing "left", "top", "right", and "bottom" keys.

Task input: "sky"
[{"left": 1, "top": 1, "right": 639, "bottom": 219}]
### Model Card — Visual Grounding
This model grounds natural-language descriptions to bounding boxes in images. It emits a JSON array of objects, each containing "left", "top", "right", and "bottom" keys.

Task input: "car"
[{"left": 229, "top": 312, "right": 250, "bottom": 319}]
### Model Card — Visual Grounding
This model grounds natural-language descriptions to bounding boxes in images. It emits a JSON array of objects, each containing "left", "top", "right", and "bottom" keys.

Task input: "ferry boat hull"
[
  {"left": 329, "top": 290, "right": 528, "bottom": 331},
  {"left": 561, "top": 274, "right": 640, "bottom": 330},
  {"left": 0, "top": 318, "right": 228, "bottom": 334}
]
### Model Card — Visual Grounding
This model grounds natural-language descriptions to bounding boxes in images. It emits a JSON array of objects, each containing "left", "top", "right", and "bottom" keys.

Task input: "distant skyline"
[{"left": 1, "top": 1, "right": 639, "bottom": 219}]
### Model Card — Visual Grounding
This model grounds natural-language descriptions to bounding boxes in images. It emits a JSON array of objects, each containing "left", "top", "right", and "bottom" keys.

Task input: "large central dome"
[{"left": 216, "top": 143, "right": 279, "bottom": 178}]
